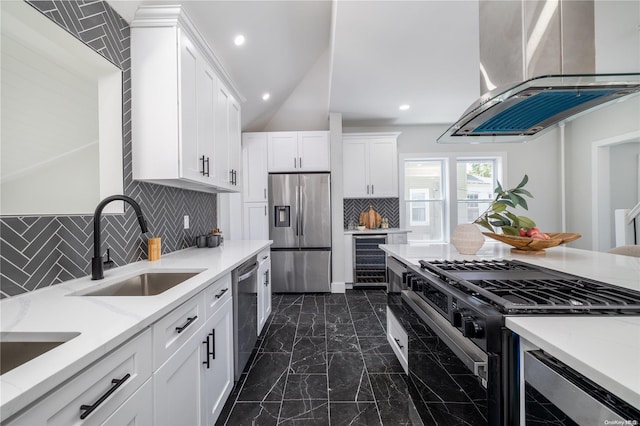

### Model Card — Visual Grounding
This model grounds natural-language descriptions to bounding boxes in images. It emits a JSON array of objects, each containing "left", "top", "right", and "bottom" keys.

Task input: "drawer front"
[
  {"left": 101, "top": 377, "right": 153, "bottom": 426},
  {"left": 257, "top": 248, "right": 270, "bottom": 263},
  {"left": 386, "top": 307, "right": 408, "bottom": 374},
  {"left": 204, "top": 273, "right": 232, "bottom": 319},
  {"left": 7, "top": 329, "right": 152, "bottom": 426},
  {"left": 153, "top": 293, "right": 206, "bottom": 369}
]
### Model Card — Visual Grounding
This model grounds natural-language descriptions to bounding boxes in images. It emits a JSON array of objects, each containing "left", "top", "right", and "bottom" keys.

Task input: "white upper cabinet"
[
  {"left": 343, "top": 132, "right": 399, "bottom": 198},
  {"left": 267, "top": 131, "right": 330, "bottom": 172},
  {"left": 242, "top": 133, "right": 268, "bottom": 202},
  {"left": 131, "top": 6, "right": 242, "bottom": 193}
]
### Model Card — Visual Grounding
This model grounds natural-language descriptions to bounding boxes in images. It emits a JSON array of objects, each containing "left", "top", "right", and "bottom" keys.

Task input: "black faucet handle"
[{"left": 103, "top": 248, "right": 115, "bottom": 270}]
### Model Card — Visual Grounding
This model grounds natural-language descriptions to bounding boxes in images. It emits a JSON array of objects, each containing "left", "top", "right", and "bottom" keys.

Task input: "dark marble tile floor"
[{"left": 216, "top": 290, "right": 488, "bottom": 425}]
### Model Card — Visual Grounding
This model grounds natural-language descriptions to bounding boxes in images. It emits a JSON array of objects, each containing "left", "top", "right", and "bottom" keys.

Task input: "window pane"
[
  {"left": 457, "top": 200, "right": 492, "bottom": 225},
  {"left": 406, "top": 200, "right": 443, "bottom": 241},
  {"left": 456, "top": 160, "right": 495, "bottom": 202},
  {"left": 405, "top": 160, "right": 443, "bottom": 200}
]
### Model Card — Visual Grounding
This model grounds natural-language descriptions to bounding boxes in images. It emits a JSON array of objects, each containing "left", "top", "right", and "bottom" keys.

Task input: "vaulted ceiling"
[{"left": 109, "top": 0, "right": 482, "bottom": 131}]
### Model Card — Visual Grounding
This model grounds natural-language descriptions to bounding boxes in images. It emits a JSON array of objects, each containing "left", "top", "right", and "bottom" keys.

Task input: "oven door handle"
[{"left": 403, "top": 290, "right": 488, "bottom": 381}]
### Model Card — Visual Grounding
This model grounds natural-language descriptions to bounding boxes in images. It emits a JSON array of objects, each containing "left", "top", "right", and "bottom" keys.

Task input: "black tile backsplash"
[
  {"left": 0, "top": 1, "right": 217, "bottom": 298},
  {"left": 344, "top": 198, "right": 400, "bottom": 229}
]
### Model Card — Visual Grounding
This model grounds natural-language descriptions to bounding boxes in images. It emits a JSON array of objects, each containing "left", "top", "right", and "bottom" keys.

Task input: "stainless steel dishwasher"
[{"left": 232, "top": 257, "right": 259, "bottom": 380}]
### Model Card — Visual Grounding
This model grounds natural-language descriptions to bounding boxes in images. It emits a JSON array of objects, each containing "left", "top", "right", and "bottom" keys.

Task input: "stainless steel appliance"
[
  {"left": 232, "top": 257, "right": 259, "bottom": 380},
  {"left": 353, "top": 234, "right": 387, "bottom": 288},
  {"left": 404, "top": 259, "right": 640, "bottom": 425},
  {"left": 269, "top": 173, "right": 331, "bottom": 293},
  {"left": 386, "top": 255, "right": 408, "bottom": 293},
  {"left": 437, "top": 73, "right": 640, "bottom": 144}
]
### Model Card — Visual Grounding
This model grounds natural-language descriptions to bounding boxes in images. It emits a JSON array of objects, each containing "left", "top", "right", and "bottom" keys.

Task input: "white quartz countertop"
[
  {"left": 344, "top": 228, "right": 411, "bottom": 235},
  {"left": 381, "top": 241, "right": 640, "bottom": 408},
  {"left": 0, "top": 240, "right": 271, "bottom": 420}
]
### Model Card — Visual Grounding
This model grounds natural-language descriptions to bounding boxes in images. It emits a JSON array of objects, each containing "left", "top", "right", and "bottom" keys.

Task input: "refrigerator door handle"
[
  {"left": 299, "top": 183, "right": 304, "bottom": 236},
  {"left": 295, "top": 185, "right": 299, "bottom": 235}
]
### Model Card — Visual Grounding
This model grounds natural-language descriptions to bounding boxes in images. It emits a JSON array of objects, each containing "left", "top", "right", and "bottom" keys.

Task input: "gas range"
[
  {"left": 416, "top": 259, "right": 640, "bottom": 315},
  {"left": 403, "top": 259, "right": 640, "bottom": 425}
]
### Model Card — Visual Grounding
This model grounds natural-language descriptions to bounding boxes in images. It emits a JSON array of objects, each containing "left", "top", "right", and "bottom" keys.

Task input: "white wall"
[
  {"left": 564, "top": 96, "right": 640, "bottom": 250},
  {"left": 594, "top": 0, "right": 640, "bottom": 73},
  {"left": 609, "top": 142, "right": 640, "bottom": 247},
  {"left": 263, "top": 48, "right": 331, "bottom": 132},
  {"left": 343, "top": 124, "right": 563, "bottom": 233},
  {"left": 330, "top": 113, "right": 345, "bottom": 289}
]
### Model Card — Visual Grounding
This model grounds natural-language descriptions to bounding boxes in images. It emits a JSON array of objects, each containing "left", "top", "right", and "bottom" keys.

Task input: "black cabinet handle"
[
  {"left": 175, "top": 315, "right": 198, "bottom": 333},
  {"left": 394, "top": 338, "right": 404, "bottom": 349},
  {"left": 210, "top": 329, "right": 216, "bottom": 360},
  {"left": 202, "top": 335, "right": 211, "bottom": 369},
  {"left": 264, "top": 271, "right": 269, "bottom": 286},
  {"left": 205, "top": 157, "right": 210, "bottom": 177},
  {"left": 79, "top": 373, "right": 130, "bottom": 419},
  {"left": 215, "top": 288, "right": 228, "bottom": 299}
]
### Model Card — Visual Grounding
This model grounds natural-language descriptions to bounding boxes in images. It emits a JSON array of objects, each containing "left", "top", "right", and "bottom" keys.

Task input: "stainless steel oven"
[{"left": 404, "top": 259, "right": 640, "bottom": 426}]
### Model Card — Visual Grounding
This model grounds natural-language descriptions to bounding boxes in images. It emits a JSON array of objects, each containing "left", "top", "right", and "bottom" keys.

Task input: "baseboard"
[{"left": 331, "top": 282, "right": 346, "bottom": 293}]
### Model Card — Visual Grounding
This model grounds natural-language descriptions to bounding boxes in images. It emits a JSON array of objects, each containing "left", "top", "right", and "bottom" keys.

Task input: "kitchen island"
[
  {"left": 381, "top": 241, "right": 640, "bottom": 414},
  {"left": 0, "top": 240, "right": 271, "bottom": 422}
]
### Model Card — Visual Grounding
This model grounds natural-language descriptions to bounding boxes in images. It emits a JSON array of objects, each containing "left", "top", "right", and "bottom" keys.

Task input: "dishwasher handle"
[{"left": 238, "top": 262, "right": 259, "bottom": 282}]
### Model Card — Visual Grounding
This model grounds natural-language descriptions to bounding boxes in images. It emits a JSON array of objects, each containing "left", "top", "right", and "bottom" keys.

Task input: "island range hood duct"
[{"left": 437, "top": 0, "right": 640, "bottom": 144}]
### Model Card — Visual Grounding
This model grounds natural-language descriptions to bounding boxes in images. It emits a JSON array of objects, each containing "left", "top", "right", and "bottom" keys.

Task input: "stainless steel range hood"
[
  {"left": 438, "top": 0, "right": 640, "bottom": 144},
  {"left": 437, "top": 73, "right": 640, "bottom": 144}
]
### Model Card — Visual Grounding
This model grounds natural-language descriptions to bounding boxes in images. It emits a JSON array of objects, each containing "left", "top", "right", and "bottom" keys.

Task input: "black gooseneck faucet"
[{"left": 92, "top": 195, "right": 149, "bottom": 280}]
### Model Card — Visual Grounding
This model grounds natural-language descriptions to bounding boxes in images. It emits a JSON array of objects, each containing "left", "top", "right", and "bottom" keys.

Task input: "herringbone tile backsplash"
[
  {"left": 0, "top": 1, "right": 217, "bottom": 298},
  {"left": 344, "top": 198, "right": 400, "bottom": 229}
]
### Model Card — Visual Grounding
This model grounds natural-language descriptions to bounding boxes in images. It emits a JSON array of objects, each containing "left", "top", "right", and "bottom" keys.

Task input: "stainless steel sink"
[
  {"left": 80, "top": 272, "right": 201, "bottom": 296},
  {"left": 0, "top": 332, "right": 79, "bottom": 375}
]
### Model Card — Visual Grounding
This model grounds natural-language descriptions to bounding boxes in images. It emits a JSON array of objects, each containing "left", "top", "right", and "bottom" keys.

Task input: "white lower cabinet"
[
  {"left": 257, "top": 249, "right": 272, "bottom": 335},
  {"left": 6, "top": 274, "right": 236, "bottom": 426},
  {"left": 154, "top": 276, "right": 234, "bottom": 426},
  {"left": 387, "top": 307, "right": 409, "bottom": 374},
  {"left": 202, "top": 297, "right": 234, "bottom": 425},
  {"left": 6, "top": 329, "right": 152, "bottom": 426}
]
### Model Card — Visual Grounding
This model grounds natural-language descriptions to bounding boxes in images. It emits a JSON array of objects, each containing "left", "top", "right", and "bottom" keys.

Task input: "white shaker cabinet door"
[
  {"left": 202, "top": 298, "right": 234, "bottom": 425},
  {"left": 214, "top": 81, "right": 231, "bottom": 185},
  {"left": 243, "top": 202, "right": 269, "bottom": 240},
  {"left": 342, "top": 141, "right": 369, "bottom": 198},
  {"left": 153, "top": 333, "right": 203, "bottom": 426},
  {"left": 228, "top": 99, "right": 242, "bottom": 188},
  {"left": 298, "top": 131, "right": 330, "bottom": 171},
  {"left": 267, "top": 132, "right": 298, "bottom": 172},
  {"left": 179, "top": 30, "right": 203, "bottom": 182},
  {"left": 368, "top": 138, "right": 398, "bottom": 197},
  {"left": 242, "top": 133, "right": 268, "bottom": 202}
]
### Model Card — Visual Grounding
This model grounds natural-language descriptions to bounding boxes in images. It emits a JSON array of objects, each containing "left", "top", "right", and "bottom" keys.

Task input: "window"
[
  {"left": 400, "top": 154, "right": 504, "bottom": 243},
  {"left": 403, "top": 160, "right": 444, "bottom": 241},
  {"left": 456, "top": 159, "right": 497, "bottom": 225}
]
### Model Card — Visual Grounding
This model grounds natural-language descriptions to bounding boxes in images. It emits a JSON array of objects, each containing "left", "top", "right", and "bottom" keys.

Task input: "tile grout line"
[{"left": 324, "top": 294, "right": 331, "bottom": 425}]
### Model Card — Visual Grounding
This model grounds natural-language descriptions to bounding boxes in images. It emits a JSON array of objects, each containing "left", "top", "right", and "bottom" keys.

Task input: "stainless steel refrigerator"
[{"left": 269, "top": 173, "right": 331, "bottom": 292}]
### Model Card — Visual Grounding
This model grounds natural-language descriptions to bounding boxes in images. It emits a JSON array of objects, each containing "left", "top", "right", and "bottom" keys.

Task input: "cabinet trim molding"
[{"left": 132, "top": 5, "right": 244, "bottom": 104}]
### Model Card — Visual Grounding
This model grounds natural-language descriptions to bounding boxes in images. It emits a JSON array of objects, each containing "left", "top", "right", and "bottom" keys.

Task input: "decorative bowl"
[
  {"left": 483, "top": 232, "right": 581, "bottom": 254},
  {"left": 356, "top": 226, "right": 366, "bottom": 231}
]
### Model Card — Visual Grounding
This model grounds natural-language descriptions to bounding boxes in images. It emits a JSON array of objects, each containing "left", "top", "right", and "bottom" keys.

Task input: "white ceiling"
[{"left": 108, "top": 0, "right": 482, "bottom": 130}]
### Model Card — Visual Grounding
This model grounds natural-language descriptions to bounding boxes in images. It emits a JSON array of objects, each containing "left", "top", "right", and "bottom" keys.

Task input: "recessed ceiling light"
[
  {"left": 399, "top": 104, "right": 411, "bottom": 111},
  {"left": 262, "top": 93, "right": 270, "bottom": 101},
  {"left": 234, "top": 34, "right": 245, "bottom": 46}
]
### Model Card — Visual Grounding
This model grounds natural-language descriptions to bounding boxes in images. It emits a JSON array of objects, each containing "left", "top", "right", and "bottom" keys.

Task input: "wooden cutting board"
[{"left": 359, "top": 206, "right": 382, "bottom": 229}]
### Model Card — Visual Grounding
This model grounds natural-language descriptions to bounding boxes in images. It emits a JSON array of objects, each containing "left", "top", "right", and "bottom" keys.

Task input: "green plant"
[{"left": 474, "top": 174, "right": 536, "bottom": 236}]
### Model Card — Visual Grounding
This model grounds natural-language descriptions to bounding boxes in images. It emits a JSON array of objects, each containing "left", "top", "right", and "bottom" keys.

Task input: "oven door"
[{"left": 522, "top": 350, "right": 640, "bottom": 425}]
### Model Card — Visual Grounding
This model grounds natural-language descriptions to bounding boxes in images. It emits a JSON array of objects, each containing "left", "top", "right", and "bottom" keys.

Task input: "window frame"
[{"left": 399, "top": 152, "right": 506, "bottom": 243}]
